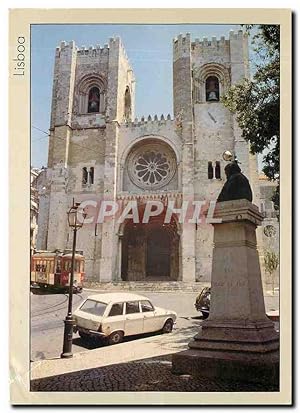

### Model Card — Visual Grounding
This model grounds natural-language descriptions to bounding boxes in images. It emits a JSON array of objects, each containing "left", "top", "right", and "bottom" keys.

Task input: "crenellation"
[
  {"left": 173, "top": 33, "right": 191, "bottom": 61},
  {"left": 191, "top": 36, "right": 230, "bottom": 51},
  {"left": 77, "top": 45, "right": 110, "bottom": 56},
  {"left": 119, "top": 115, "right": 174, "bottom": 129},
  {"left": 229, "top": 29, "right": 238, "bottom": 40}
]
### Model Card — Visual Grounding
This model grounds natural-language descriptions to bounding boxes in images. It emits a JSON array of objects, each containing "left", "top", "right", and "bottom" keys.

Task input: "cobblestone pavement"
[{"left": 31, "top": 354, "right": 279, "bottom": 392}]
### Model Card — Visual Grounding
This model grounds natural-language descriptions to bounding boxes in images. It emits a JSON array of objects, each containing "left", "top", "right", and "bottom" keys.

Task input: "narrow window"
[
  {"left": 208, "top": 162, "right": 213, "bottom": 179},
  {"left": 89, "top": 167, "right": 94, "bottom": 185},
  {"left": 56, "top": 261, "right": 61, "bottom": 273},
  {"left": 206, "top": 76, "right": 219, "bottom": 102},
  {"left": 215, "top": 161, "right": 221, "bottom": 179},
  {"left": 82, "top": 167, "right": 88, "bottom": 185},
  {"left": 124, "top": 86, "right": 131, "bottom": 121},
  {"left": 88, "top": 86, "right": 100, "bottom": 113}
]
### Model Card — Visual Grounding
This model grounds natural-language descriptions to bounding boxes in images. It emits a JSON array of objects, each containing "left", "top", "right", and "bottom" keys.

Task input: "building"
[
  {"left": 31, "top": 168, "right": 40, "bottom": 254},
  {"left": 31, "top": 167, "right": 48, "bottom": 254},
  {"left": 36, "top": 30, "right": 278, "bottom": 286}
]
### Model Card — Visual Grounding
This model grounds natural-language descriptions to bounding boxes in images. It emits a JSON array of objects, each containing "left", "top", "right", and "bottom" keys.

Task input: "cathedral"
[{"left": 36, "top": 30, "right": 279, "bottom": 288}]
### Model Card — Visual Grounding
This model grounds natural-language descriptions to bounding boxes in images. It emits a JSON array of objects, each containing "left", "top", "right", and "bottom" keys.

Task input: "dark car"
[{"left": 194, "top": 287, "right": 211, "bottom": 319}]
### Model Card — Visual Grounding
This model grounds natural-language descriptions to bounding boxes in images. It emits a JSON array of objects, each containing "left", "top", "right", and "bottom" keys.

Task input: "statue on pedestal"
[{"left": 217, "top": 162, "right": 253, "bottom": 202}]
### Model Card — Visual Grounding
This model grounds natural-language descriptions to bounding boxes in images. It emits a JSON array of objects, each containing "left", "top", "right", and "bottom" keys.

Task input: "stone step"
[{"left": 83, "top": 281, "right": 209, "bottom": 293}]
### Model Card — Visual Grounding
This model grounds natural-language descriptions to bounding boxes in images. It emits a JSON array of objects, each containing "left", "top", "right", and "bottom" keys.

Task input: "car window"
[
  {"left": 140, "top": 300, "right": 154, "bottom": 312},
  {"left": 108, "top": 303, "right": 124, "bottom": 317},
  {"left": 125, "top": 301, "right": 140, "bottom": 314},
  {"left": 80, "top": 299, "right": 107, "bottom": 316}
]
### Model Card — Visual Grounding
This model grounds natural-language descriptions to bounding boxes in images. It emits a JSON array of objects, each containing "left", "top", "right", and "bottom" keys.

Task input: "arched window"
[
  {"left": 215, "top": 161, "right": 221, "bottom": 179},
  {"left": 88, "top": 86, "right": 100, "bottom": 113},
  {"left": 206, "top": 76, "right": 219, "bottom": 102},
  {"left": 89, "top": 167, "right": 94, "bottom": 185},
  {"left": 208, "top": 162, "right": 213, "bottom": 179},
  {"left": 124, "top": 86, "right": 131, "bottom": 121},
  {"left": 82, "top": 167, "right": 88, "bottom": 185}
]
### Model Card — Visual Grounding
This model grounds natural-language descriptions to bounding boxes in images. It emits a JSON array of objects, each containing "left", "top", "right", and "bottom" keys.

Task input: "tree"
[
  {"left": 222, "top": 25, "right": 280, "bottom": 208},
  {"left": 263, "top": 249, "right": 279, "bottom": 294}
]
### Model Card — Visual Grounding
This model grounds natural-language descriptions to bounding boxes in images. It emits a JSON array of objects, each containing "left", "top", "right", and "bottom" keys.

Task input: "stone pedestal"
[{"left": 172, "top": 200, "right": 279, "bottom": 385}]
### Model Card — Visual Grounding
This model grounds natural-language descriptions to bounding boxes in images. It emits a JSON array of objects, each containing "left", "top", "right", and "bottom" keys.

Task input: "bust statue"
[{"left": 217, "top": 162, "right": 253, "bottom": 203}]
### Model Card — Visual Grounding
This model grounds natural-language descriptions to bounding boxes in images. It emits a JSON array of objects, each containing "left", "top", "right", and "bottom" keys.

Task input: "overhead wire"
[{"left": 32, "top": 125, "right": 100, "bottom": 154}]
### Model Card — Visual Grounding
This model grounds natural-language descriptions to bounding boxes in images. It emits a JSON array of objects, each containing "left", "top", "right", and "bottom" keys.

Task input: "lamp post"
[
  {"left": 61, "top": 200, "right": 86, "bottom": 359},
  {"left": 222, "top": 150, "right": 240, "bottom": 164}
]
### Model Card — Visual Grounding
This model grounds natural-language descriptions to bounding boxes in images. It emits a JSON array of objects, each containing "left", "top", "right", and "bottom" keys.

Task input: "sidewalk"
[
  {"left": 31, "top": 318, "right": 199, "bottom": 380},
  {"left": 31, "top": 353, "right": 279, "bottom": 392}
]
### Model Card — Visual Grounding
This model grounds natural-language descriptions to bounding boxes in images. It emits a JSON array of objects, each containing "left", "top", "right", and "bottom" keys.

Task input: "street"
[
  {"left": 30, "top": 289, "right": 202, "bottom": 361},
  {"left": 30, "top": 288, "right": 280, "bottom": 392},
  {"left": 31, "top": 288, "right": 279, "bottom": 363}
]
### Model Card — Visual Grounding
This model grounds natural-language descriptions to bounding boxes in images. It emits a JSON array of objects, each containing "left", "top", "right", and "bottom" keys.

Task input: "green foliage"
[
  {"left": 222, "top": 25, "right": 280, "bottom": 207},
  {"left": 263, "top": 249, "right": 279, "bottom": 293},
  {"left": 264, "top": 250, "right": 279, "bottom": 275}
]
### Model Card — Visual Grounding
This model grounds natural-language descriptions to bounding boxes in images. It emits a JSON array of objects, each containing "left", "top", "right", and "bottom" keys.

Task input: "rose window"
[
  {"left": 127, "top": 142, "right": 177, "bottom": 189},
  {"left": 263, "top": 225, "right": 276, "bottom": 237}
]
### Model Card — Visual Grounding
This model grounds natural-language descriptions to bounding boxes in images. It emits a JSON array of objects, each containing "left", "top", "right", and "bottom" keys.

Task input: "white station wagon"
[{"left": 73, "top": 293, "right": 177, "bottom": 345}]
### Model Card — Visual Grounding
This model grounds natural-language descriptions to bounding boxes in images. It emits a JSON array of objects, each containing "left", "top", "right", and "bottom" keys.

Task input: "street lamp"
[
  {"left": 61, "top": 200, "right": 86, "bottom": 359},
  {"left": 222, "top": 150, "right": 240, "bottom": 164}
]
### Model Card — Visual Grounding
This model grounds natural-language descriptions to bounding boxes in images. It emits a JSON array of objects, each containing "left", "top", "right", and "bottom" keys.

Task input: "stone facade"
[
  {"left": 36, "top": 30, "right": 279, "bottom": 286},
  {"left": 31, "top": 167, "right": 47, "bottom": 254}
]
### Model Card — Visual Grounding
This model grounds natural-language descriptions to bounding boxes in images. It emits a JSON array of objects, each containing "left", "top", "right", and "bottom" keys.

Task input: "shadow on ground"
[
  {"left": 30, "top": 354, "right": 279, "bottom": 392},
  {"left": 72, "top": 329, "right": 166, "bottom": 350},
  {"left": 72, "top": 317, "right": 202, "bottom": 351}
]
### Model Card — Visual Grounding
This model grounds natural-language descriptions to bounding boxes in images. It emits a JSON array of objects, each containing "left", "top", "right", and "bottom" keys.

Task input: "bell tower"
[
  {"left": 172, "top": 30, "right": 257, "bottom": 282},
  {"left": 37, "top": 37, "right": 136, "bottom": 281}
]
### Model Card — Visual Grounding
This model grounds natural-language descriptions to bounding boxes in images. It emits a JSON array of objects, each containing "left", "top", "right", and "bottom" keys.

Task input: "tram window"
[
  {"left": 41, "top": 264, "right": 46, "bottom": 272},
  {"left": 36, "top": 264, "right": 40, "bottom": 271},
  {"left": 65, "top": 261, "right": 72, "bottom": 272},
  {"left": 46, "top": 261, "right": 51, "bottom": 273},
  {"left": 56, "top": 262, "right": 61, "bottom": 273}
]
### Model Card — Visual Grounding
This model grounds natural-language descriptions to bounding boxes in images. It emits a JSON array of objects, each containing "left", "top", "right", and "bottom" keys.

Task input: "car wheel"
[
  {"left": 162, "top": 319, "right": 173, "bottom": 333},
  {"left": 108, "top": 331, "right": 124, "bottom": 345},
  {"left": 201, "top": 312, "right": 209, "bottom": 319}
]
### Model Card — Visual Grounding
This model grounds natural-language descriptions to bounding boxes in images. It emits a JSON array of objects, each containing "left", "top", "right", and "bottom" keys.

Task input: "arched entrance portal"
[{"left": 121, "top": 215, "right": 179, "bottom": 281}]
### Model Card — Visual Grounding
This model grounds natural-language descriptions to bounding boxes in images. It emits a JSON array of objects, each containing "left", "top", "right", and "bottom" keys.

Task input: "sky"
[{"left": 31, "top": 23, "right": 249, "bottom": 168}]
